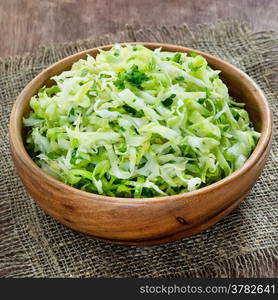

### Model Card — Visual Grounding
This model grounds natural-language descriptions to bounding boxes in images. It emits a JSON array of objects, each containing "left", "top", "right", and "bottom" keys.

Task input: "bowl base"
[{"left": 85, "top": 194, "right": 245, "bottom": 246}]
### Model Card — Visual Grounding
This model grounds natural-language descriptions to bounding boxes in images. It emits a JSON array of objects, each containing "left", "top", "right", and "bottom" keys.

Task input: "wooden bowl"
[{"left": 9, "top": 43, "right": 272, "bottom": 245}]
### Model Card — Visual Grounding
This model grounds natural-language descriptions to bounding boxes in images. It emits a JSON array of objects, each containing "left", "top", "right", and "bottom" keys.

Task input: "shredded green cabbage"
[{"left": 23, "top": 44, "right": 260, "bottom": 197}]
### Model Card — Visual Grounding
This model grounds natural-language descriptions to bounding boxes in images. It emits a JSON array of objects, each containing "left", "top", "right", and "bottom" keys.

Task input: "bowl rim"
[{"left": 9, "top": 42, "right": 273, "bottom": 204}]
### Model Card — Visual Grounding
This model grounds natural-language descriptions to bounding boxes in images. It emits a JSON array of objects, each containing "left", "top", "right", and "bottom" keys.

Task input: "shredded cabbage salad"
[{"left": 23, "top": 44, "right": 260, "bottom": 197}]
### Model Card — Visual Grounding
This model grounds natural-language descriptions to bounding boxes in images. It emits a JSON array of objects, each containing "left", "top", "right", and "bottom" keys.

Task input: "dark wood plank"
[{"left": 0, "top": 0, "right": 277, "bottom": 56}]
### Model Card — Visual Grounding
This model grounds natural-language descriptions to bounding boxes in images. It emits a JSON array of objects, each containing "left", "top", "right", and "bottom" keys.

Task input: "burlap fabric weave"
[{"left": 0, "top": 21, "right": 277, "bottom": 278}]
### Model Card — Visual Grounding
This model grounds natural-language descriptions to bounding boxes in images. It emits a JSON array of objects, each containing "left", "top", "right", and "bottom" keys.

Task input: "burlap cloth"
[{"left": 0, "top": 21, "right": 277, "bottom": 278}]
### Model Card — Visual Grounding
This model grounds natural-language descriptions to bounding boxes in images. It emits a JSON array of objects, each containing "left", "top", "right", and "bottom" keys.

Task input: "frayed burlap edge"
[
  {"left": 0, "top": 20, "right": 277, "bottom": 278},
  {"left": 0, "top": 21, "right": 277, "bottom": 96}
]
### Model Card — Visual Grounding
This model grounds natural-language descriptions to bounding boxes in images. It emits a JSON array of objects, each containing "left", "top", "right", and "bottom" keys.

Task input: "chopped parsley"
[{"left": 114, "top": 64, "right": 149, "bottom": 90}]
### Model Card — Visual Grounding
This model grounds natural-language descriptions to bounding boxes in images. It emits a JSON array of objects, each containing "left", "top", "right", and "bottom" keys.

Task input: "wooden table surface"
[{"left": 0, "top": 0, "right": 277, "bottom": 58}]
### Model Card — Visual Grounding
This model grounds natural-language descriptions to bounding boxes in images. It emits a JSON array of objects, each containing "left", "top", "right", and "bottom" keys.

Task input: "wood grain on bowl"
[{"left": 9, "top": 43, "right": 272, "bottom": 245}]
